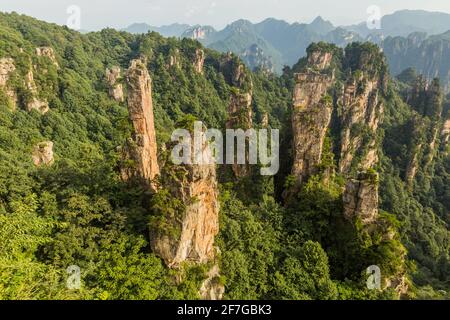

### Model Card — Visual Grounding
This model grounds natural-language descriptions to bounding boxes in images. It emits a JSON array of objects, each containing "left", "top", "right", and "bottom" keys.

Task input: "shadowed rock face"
[
  {"left": 25, "top": 69, "right": 49, "bottom": 114},
  {"left": 124, "top": 58, "right": 160, "bottom": 190},
  {"left": 35, "top": 47, "right": 58, "bottom": 67},
  {"left": 338, "top": 75, "right": 383, "bottom": 173},
  {"left": 343, "top": 172, "right": 379, "bottom": 224},
  {"left": 106, "top": 66, "right": 124, "bottom": 102},
  {"left": 291, "top": 53, "right": 334, "bottom": 187},
  {"left": 32, "top": 141, "right": 54, "bottom": 166}
]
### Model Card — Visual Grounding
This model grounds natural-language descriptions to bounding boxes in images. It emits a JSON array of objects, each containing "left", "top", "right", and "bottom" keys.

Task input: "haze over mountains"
[{"left": 123, "top": 10, "right": 450, "bottom": 90}]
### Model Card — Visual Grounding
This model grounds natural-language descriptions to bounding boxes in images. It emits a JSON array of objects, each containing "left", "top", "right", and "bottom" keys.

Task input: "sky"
[{"left": 1, "top": 0, "right": 450, "bottom": 31}]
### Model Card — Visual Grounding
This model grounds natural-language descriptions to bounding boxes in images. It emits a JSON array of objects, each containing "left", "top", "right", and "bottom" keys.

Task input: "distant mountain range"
[{"left": 123, "top": 10, "right": 450, "bottom": 89}]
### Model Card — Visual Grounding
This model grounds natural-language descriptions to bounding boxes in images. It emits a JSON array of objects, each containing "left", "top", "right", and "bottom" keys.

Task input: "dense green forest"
[{"left": 0, "top": 12, "right": 448, "bottom": 300}]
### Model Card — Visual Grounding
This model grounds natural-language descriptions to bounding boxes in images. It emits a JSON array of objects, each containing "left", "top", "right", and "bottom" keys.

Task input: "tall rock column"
[
  {"left": 225, "top": 61, "right": 254, "bottom": 178},
  {"left": 291, "top": 49, "right": 334, "bottom": 188},
  {"left": 123, "top": 58, "right": 160, "bottom": 190},
  {"left": 151, "top": 136, "right": 220, "bottom": 268}
]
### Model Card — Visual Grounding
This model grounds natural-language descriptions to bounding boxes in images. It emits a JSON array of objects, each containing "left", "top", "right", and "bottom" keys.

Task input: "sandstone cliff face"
[
  {"left": 25, "top": 69, "right": 49, "bottom": 114},
  {"left": 404, "top": 78, "right": 443, "bottom": 185},
  {"left": 343, "top": 172, "right": 379, "bottom": 224},
  {"left": 193, "top": 49, "right": 205, "bottom": 74},
  {"left": 0, "top": 58, "right": 15, "bottom": 86},
  {"left": 0, "top": 57, "right": 17, "bottom": 108},
  {"left": 106, "top": 66, "right": 124, "bottom": 102},
  {"left": 307, "top": 51, "right": 333, "bottom": 70},
  {"left": 36, "top": 47, "right": 58, "bottom": 67},
  {"left": 124, "top": 58, "right": 160, "bottom": 190},
  {"left": 338, "top": 74, "right": 383, "bottom": 173},
  {"left": 291, "top": 52, "right": 334, "bottom": 187},
  {"left": 151, "top": 137, "right": 220, "bottom": 268},
  {"left": 32, "top": 141, "right": 54, "bottom": 166},
  {"left": 224, "top": 61, "right": 254, "bottom": 178}
]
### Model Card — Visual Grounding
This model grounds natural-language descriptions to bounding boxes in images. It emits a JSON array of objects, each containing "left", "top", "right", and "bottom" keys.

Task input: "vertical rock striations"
[
  {"left": 343, "top": 171, "right": 379, "bottom": 224},
  {"left": 193, "top": 49, "right": 205, "bottom": 74},
  {"left": 291, "top": 48, "right": 335, "bottom": 188},
  {"left": 224, "top": 60, "right": 254, "bottom": 178},
  {"left": 25, "top": 68, "right": 49, "bottom": 114},
  {"left": 123, "top": 58, "right": 160, "bottom": 190},
  {"left": 151, "top": 136, "right": 220, "bottom": 268},
  {"left": 0, "top": 57, "right": 17, "bottom": 109},
  {"left": 338, "top": 47, "right": 386, "bottom": 174}
]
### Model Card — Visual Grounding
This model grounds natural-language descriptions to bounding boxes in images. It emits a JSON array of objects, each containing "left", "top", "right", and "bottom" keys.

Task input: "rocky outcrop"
[
  {"left": 0, "top": 58, "right": 15, "bottom": 86},
  {"left": 106, "top": 66, "right": 124, "bottom": 102},
  {"left": 338, "top": 74, "right": 384, "bottom": 173},
  {"left": 291, "top": 67, "right": 334, "bottom": 187},
  {"left": 123, "top": 58, "right": 160, "bottom": 190},
  {"left": 308, "top": 50, "right": 333, "bottom": 70},
  {"left": 25, "top": 69, "right": 49, "bottom": 114},
  {"left": 343, "top": 171, "right": 379, "bottom": 224},
  {"left": 32, "top": 141, "right": 54, "bottom": 166},
  {"left": 0, "top": 57, "right": 18, "bottom": 108},
  {"left": 226, "top": 90, "right": 253, "bottom": 177},
  {"left": 223, "top": 61, "right": 254, "bottom": 178},
  {"left": 193, "top": 49, "right": 205, "bottom": 74},
  {"left": 36, "top": 47, "right": 58, "bottom": 67},
  {"left": 151, "top": 133, "right": 220, "bottom": 268}
]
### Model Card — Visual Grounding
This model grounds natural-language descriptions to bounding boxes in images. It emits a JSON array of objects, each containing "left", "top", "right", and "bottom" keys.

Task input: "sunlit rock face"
[
  {"left": 25, "top": 69, "right": 49, "bottom": 114},
  {"left": 35, "top": 47, "right": 58, "bottom": 67},
  {"left": 193, "top": 49, "right": 205, "bottom": 74},
  {"left": 123, "top": 58, "right": 160, "bottom": 190},
  {"left": 151, "top": 135, "right": 220, "bottom": 268},
  {"left": 291, "top": 58, "right": 334, "bottom": 188},
  {"left": 343, "top": 172, "right": 379, "bottom": 224},
  {"left": 32, "top": 141, "right": 54, "bottom": 166},
  {"left": 0, "top": 57, "right": 17, "bottom": 109}
]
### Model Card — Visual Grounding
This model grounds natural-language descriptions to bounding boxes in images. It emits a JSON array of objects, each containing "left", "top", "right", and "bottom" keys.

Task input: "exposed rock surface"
[
  {"left": 106, "top": 66, "right": 124, "bottom": 102},
  {"left": 25, "top": 69, "right": 49, "bottom": 114},
  {"left": 338, "top": 75, "right": 384, "bottom": 173},
  {"left": 291, "top": 52, "right": 334, "bottom": 187},
  {"left": 193, "top": 49, "right": 205, "bottom": 74},
  {"left": 226, "top": 90, "right": 253, "bottom": 177},
  {"left": 32, "top": 141, "right": 54, "bottom": 166},
  {"left": 36, "top": 47, "right": 58, "bottom": 67},
  {"left": 151, "top": 135, "right": 220, "bottom": 268},
  {"left": 343, "top": 172, "right": 379, "bottom": 224},
  {"left": 0, "top": 57, "right": 17, "bottom": 108},
  {"left": 123, "top": 58, "right": 160, "bottom": 190},
  {"left": 307, "top": 50, "right": 333, "bottom": 70}
]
